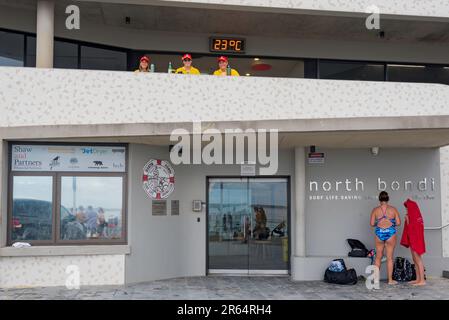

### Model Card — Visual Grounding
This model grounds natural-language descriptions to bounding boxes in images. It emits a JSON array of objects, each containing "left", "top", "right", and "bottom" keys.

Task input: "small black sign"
[{"left": 308, "top": 152, "right": 325, "bottom": 164}]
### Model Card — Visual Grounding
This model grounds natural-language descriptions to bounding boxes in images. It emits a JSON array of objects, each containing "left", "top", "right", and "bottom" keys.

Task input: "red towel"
[{"left": 401, "top": 199, "right": 426, "bottom": 255}]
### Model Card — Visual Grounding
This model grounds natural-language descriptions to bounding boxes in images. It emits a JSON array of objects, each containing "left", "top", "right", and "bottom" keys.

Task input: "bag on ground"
[
  {"left": 324, "top": 259, "right": 358, "bottom": 285},
  {"left": 347, "top": 239, "right": 369, "bottom": 257},
  {"left": 392, "top": 257, "right": 414, "bottom": 281}
]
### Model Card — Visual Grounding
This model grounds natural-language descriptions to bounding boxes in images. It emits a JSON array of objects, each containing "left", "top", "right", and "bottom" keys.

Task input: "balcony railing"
[{"left": 0, "top": 66, "right": 448, "bottom": 129}]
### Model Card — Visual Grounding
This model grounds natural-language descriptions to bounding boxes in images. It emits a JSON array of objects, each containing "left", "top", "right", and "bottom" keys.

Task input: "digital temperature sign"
[{"left": 210, "top": 37, "right": 246, "bottom": 54}]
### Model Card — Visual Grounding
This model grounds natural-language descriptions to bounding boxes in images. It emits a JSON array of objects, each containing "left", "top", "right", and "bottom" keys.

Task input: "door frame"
[{"left": 205, "top": 176, "right": 291, "bottom": 275}]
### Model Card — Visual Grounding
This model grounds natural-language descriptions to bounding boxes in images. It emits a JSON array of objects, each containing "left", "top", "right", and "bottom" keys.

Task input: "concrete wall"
[
  {"left": 125, "top": 143, "right": 295, "bottom": 283},
  {"left": 1, "top": 67, "right": 448, "bottom": 128},
  {"left": 305, "top": 148, "right": 441, "bottom": 258},
  {"left": 0, "top": 254, "right": 125, "bottom": 288},
  {"left": 292, "top": 147, "right": 449, "bottom": 281},
  {"left": 441, "top": 146, "right": 449, "bottom": 258},
  {"left": 0, "top": 140, "right": 7, "bottom": 248},
  {"left": 126, "top": 145, "right": 449, "bottom": 283}
]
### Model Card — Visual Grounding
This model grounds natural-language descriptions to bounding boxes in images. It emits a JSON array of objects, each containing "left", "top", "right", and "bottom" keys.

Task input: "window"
[
  {"left": 26, "top": 37, "right": 79, "bottom": 69},
  {"left": 3, "top": 27, "right": 449, "bottom": 84},
  {"left": 387, "top": 64, "right": 449, "bottom": 85},
  {"left": 129, "top": 51, "right": 305, "bottom": 77},
  {"left": 11, "top": 176, "right": 54, "bottom": 242},
  {"left": 54, "top": 41, "right": 79, "bottom": 69},
  {"left": 0, "top": 30, "right": 24, "bottom": 67},
  {"left": 60, "top": 176, "right": 124, "bottom": 241},
  {"left": 319, "top": 60, "right": 385, "bottom": 81},
  {"left": 9, "top": 144, "right": 127, "bottom": 245},
  {"left": 81, "top": 46, "right": 127, "bottom": 71},
  {"left": 25, "top": 36, "right": 35, "bottom": 67}
]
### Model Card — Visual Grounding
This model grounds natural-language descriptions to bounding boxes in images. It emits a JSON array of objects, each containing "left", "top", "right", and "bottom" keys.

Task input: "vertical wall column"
[
  {"left": 36, "top": 0, "right": 55, "bottom": 68},
  {"left": 441, "top": 147, "right": 449, "bottom": 258},
  {"left": 295, "top": 147, "right": 306, "bottom": 257},
  {"left": 0, "top": 140, "right": 7, "bottom": 247}
]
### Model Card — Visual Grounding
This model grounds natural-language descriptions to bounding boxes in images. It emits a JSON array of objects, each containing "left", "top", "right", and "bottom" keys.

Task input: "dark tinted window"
[
  {"left": 25, "top": 36, "right": 36, "bottom": 67},
  {"left": 319, "top": 60, "right": 385, "bottom": 81},
  {"left": 0, "top": 30, "right": 24, "bottom": 67},
  {"left": 81, "top": 46, "right": 127, "bottom": 71},
  {"left": 130, "top": 51, "right": 305, "bottom": 77},
  {"left": 26, "top": 37, "right": 79, "bottom": 69},
  {"left": 55, "top": 41, "right": 78, "bottom": 69},
  {"left": 387, "top": 64, "right": 449, "bottom": 85}
]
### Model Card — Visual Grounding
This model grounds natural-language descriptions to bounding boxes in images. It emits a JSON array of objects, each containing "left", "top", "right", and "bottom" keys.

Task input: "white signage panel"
[{"left": 11, "top": 145, "right": 126, "bottom": 172}]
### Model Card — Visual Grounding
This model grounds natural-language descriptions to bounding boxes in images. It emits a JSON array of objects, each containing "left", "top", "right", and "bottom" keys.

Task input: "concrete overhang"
[
  {"left": 74, "top": 0, "right": 449, "bottom": 21},
  {"left": 2, "top": 116, "right": 449, "bottom": 148}
]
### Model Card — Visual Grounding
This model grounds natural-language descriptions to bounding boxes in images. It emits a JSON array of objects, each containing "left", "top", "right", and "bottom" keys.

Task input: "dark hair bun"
[{"left": 379, "top": 191, "right": 389, "bottom": 202}]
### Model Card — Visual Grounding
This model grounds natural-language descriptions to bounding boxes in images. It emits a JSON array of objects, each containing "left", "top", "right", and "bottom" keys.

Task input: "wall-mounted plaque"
[
  {"left": 193, "top": 200, "right": 203, "bottom": 212},
  {"left": 171, "top": 200, "right": 180, "bottom": 216},
  {"left": 143, "top": 159, "right": 175, "bottom": 199},
  {"left": 152, "top": 200, "right": 167, "bottom": 216}
]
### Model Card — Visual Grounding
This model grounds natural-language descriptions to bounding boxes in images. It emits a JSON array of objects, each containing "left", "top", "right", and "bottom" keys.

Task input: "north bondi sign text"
[{"left": 309, "top": 177, "right": 436, "bottom": 192}]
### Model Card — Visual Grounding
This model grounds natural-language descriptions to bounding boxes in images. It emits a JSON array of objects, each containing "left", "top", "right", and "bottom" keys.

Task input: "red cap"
[
  {"left": 182, "top": 54, "right": 192, "bottom": 61},
  {"left": 217, "top": 56, "right": 228, "bottom": 63},
  {"left": 140, "top": 56, "right": 150, "bottom": 63}
]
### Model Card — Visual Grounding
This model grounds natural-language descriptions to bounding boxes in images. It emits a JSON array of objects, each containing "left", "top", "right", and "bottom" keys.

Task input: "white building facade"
[{"left": 0, "top": 0, "right": 448, "bottom": 288}]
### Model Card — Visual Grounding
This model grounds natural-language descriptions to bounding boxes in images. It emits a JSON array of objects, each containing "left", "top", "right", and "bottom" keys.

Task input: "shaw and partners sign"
[{"left": 309, "top": 177, "right": 437, "bottom": 201}]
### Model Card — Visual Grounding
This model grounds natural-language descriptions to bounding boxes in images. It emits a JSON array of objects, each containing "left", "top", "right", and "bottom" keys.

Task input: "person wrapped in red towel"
[{"left": 401, "top": 199, "right": 426, "bottom": 286}]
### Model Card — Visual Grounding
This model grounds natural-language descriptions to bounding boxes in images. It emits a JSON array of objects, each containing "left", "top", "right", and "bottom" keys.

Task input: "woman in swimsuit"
[{"left": 370, "top": 191, "right": 401, "bottom": 285}]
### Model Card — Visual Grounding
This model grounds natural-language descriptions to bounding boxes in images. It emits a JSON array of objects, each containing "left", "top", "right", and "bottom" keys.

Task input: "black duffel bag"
[
  {"left": 324, "top": 259, "right": 358, "bottom": 285},
  {"left": 347, "top": 239, "right": 369, "bottom": 257}
]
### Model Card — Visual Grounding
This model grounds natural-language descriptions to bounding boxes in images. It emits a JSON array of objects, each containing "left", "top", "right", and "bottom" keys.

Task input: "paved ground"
[{"left": 1, "top": 276, "right": 449, "bottom": 300}]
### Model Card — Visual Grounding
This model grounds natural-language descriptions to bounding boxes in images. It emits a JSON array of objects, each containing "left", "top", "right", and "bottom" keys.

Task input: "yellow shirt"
[
  {"left": 175, "top": 67, "right": 201, "bottom": 75},
  {"left": 213, "top": 69, "right": 240, "bottom": 76},
  {"left": 134, "top": 69, "right": 150, "bottom": 73}
]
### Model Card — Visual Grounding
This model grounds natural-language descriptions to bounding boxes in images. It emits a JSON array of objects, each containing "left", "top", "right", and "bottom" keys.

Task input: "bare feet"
[
  {"left": 388, "top": 280, "right": 398, "bottom": 285},
  {"left": 409, "top": 280, "right": 419, "bottom": 285},
  {"left": 412, "top": 281, "right": 426, "bottom": 286}
]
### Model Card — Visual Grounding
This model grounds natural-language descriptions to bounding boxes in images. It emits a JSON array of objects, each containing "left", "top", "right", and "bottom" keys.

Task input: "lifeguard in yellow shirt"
[
  {"left": 175, "top": 54, "right": 201, "bottom": 75},
  {"left": 213, "top": 56, "right": 240, "bottom": 76}
]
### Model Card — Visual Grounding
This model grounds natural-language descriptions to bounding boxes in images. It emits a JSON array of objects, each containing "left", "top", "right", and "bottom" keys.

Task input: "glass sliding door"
[
  {"left": 248, "top": 178, "right": 289, "bottom": 273},
  {"left": 207, "top": 177, "right": 289, "bottom": 274},
  {"left": 208, "top": 178, "right": 250, "bottom": 272}
]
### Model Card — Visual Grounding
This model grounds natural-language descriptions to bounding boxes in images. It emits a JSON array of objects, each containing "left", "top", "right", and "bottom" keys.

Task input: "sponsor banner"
[{"left": 11, "top": 145, "right": 126, "bottom": 172}]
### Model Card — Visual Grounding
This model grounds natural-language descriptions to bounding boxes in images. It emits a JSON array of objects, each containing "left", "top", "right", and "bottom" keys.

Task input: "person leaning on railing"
[
  {"left": 213, "top": 56, "right": 240, "bottom": 76},
  {"left": 175, "top": 54, "right": 201, "bottom": 75},
  {"left": 134, "top": 55, "right": 151, "bottom": 73}
]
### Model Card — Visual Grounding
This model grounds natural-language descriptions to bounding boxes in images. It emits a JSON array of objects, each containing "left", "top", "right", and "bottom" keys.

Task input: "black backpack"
[
  {"left": 347, "top": 239, "right": 369, "bottom": 257},
  {"left": 324, "top": 259, "right": 358, "bottom": 285},
  {"left": 392, "top": 257, "right": 414, "bottom": 282}
]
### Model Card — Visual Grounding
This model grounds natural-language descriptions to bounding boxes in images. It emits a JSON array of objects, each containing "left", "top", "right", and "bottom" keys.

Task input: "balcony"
[{"left": 1, "top": 66, "right": 449, "bottom": 148}]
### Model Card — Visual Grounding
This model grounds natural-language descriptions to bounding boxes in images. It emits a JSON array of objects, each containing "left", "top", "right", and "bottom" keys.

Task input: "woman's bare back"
[{"left": 373, "top": 205, "right": 397, "bottom": 229}]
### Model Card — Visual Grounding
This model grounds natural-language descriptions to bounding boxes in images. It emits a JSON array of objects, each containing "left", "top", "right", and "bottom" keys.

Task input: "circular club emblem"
[{"left": 142, "top": 159, "right": 175, "bottom": 199}]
